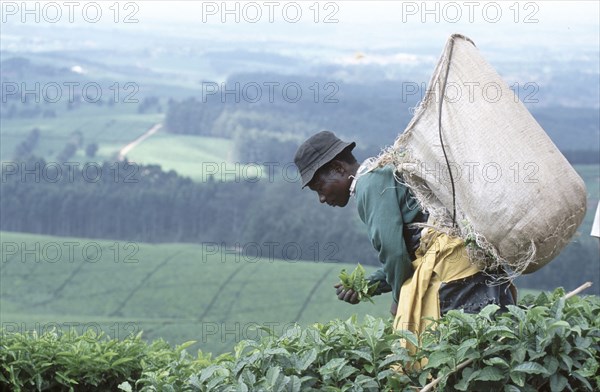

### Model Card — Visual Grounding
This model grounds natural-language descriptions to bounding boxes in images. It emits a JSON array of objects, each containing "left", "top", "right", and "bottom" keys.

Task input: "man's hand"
[{"left": 334, "top": 283, "right": 359, "bottom": 304}]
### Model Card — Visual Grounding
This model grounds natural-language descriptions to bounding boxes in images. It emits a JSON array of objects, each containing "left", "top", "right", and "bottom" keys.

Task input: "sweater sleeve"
[
  {"left": 366, "top": 267, "right": 392, "bottom": 295},
  {"left": 355, "top": 167, "right": 415, "bottom": 303}
]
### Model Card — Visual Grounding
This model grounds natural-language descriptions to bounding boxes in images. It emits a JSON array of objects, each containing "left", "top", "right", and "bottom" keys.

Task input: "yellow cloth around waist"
[{"left": 393, "top": 229, "right": 480, "bottom": 352}]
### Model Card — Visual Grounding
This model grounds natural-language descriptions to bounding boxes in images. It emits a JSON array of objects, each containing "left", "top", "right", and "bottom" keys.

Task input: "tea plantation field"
[{"left": 0, "top": 231, "right": 392, "bottom": 355}]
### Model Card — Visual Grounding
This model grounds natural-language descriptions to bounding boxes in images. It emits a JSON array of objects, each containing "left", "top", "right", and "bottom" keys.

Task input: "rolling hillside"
[{"left": 0, "top": 231, "right": 392, "bottom": 355}]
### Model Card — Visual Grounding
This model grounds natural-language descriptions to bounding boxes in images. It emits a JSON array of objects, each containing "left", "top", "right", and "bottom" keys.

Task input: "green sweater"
[{"left": 354, "top": 165, "right": 424, "bottom": 303}]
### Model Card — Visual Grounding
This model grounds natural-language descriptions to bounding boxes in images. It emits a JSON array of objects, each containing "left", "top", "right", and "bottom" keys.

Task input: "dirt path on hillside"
[{"left": 117, "top": 123, "right": 162, "bottom": 161}]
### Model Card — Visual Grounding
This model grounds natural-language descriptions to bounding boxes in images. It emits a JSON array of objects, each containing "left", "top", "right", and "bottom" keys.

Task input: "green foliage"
[
  {"left": 415, "top": 289, "right": 600, "bottom": 391},
  {"left": 0, "top": 329, "right": 211, "bottom": 391},
  {"left": 2, "top": 289, "right": 598, "bottom": 391},
  {"left": 338, "top": 264, "right": 379, "bottom": 303},
  {"left": 187, "top": 315, "right": 410, "bottom": 392}
]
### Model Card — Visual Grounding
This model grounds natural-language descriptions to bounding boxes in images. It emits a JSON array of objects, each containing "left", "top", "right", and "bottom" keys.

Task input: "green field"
[
  {"left": 1, "top": 104, "right": 164, "bottom": 162},
  {"left": 124, "top": 132, "right": 250, "bottom": 182},
  {"left": 0, "top": 231, "right": 393, "bottom": 355},
  {"left": 3, "top": 109, "right": 271, "bottom": 182}
]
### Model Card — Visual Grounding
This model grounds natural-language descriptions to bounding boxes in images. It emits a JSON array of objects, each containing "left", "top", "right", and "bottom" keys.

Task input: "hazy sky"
[
  {"left": 2, "top": 1, "right": 598, "bottom": 56},
  {"left": 3, "top": 1, "right": 596, "bottom": 47},
  {"left": 135, "top": 0, "right": 600, "bottom": 49}
]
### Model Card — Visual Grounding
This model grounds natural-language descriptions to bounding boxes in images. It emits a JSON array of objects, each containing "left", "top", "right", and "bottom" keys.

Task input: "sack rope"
[{"left": 438, "top": 37, "right": 457, "bottom": 227}]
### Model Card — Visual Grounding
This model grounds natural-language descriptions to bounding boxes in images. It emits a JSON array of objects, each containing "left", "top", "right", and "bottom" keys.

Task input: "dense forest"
[{"left": 1, "top": 157, "right": 374, "bottom": 264}]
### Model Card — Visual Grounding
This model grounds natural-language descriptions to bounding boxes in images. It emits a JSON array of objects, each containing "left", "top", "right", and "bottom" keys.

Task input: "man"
[{"left": 294, "top": 131, "right": 515, "bottom": 336}]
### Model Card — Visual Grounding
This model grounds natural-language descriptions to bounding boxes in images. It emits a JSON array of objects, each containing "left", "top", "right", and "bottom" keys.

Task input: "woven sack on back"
[{"left": 375, "top": 34, "right": 587, "bottom": 276}]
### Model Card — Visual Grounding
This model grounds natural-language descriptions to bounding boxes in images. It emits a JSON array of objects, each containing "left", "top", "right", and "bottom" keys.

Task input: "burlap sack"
[{"left": 375, "top": 34, "right": 586, "bottom": 275}]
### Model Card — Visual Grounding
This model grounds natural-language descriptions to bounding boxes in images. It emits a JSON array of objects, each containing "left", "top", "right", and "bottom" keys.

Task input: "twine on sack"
[{"left": 437, "top": 35, "right": 458, "bottom": 227}]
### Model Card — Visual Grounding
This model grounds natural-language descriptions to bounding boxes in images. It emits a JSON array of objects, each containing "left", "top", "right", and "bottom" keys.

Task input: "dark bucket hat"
[{"left": 294, "top": 131, "right": 356, "bottom": 188}]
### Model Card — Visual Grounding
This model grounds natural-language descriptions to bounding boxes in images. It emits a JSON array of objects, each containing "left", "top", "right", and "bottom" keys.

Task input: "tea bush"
[{"left": 1, "top": 289, "right": 598, "bottom": 391}]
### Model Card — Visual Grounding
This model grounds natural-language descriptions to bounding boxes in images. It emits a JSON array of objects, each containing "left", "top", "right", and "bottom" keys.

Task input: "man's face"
[{"left": 307, "top": 162, "right": 352, "bottom": 207}]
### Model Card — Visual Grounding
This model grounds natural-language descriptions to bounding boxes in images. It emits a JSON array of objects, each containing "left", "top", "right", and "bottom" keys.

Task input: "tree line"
[{"left": 1, "top": 157, "right": 375, "bottom": 265}]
